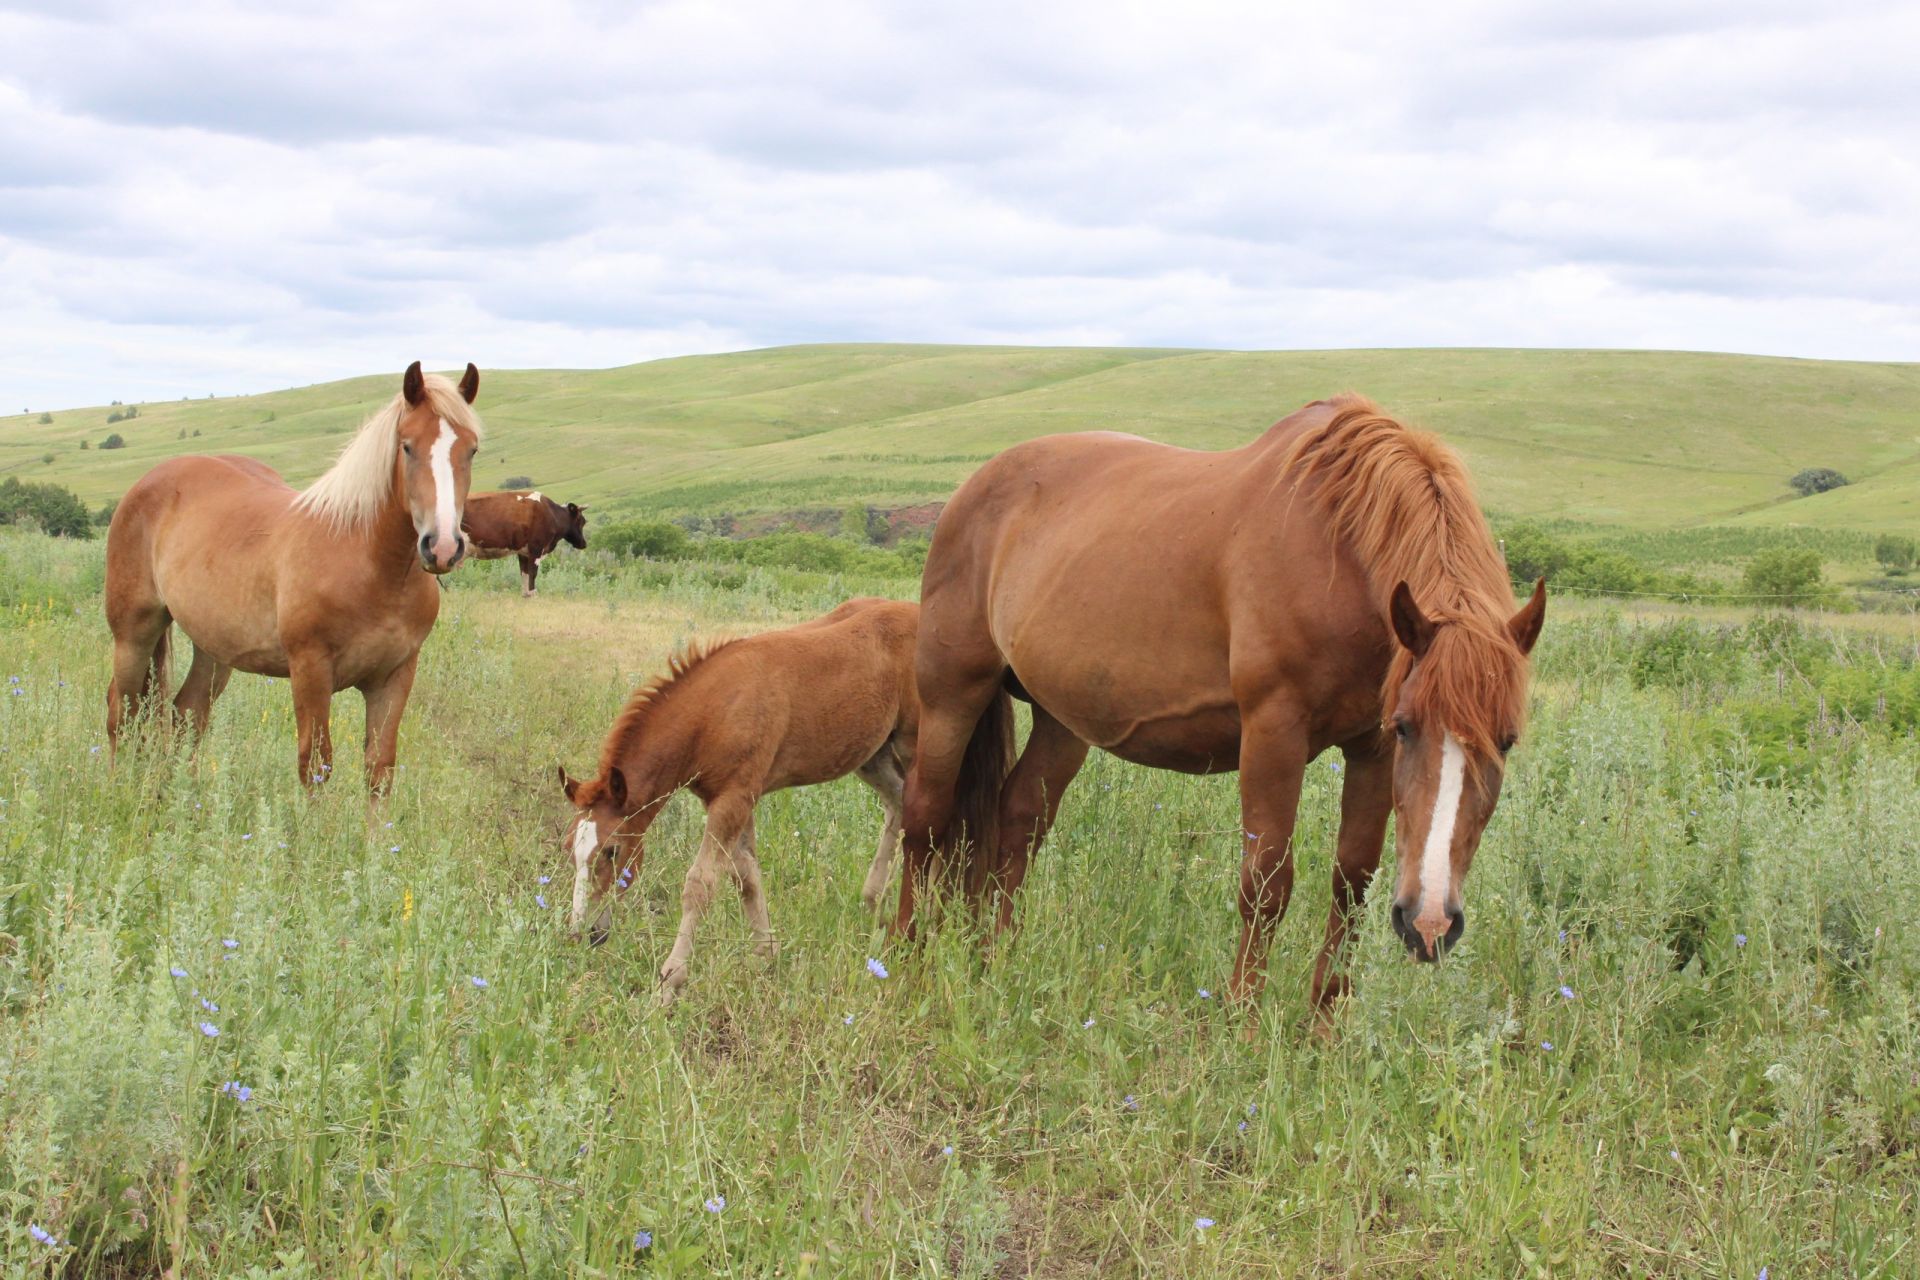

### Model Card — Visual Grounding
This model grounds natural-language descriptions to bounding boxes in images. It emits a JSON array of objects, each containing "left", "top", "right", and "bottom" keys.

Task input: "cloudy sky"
[{"left": 2, "top": 0, "right": 1916, "bottom": 408}]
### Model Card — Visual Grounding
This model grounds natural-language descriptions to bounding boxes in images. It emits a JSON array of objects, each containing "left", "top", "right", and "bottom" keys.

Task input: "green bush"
[
  {"left": 100, "top": 432, "right": 127, "bottom": 450},
  {"left": 501, "top": 475, "right": 534, "bottom": 490},
  {"left": 596, "top": 519, "right": 691, "bottom": 560},
  {"left": 37, "top": 411, "right": 52, "bottom": 424},
  {"left": 1873, "top": 534, "right": 1916, "bottom": 574},
  {"left": 1743, "top": 548, "right": 1826, "bottom": 606},
  {"left": 1787, "top": 467, "right": 1848, "bottom": 497},
  {"left": 0, "top": 475, "right": 94, "bottom": 538},
  {"left": 94, "top": 498, "right": 118, "bottom": 527}
]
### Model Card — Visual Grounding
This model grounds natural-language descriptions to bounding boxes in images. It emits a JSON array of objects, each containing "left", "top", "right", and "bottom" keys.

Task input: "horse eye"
[
  {"left": 1393, "top": 720, "right": 1411, "bottom": 742},
  {"left": 401, "top": 443, "right": 413, "bottom": 457},
  {"left": 1498, "top": 736, "right": 1517, "bottom": 755}
]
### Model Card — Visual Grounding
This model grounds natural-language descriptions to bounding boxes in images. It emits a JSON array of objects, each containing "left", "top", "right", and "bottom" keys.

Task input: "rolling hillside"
[{"left": 5, "top": 344, "right": 1918, "bottom": 532}]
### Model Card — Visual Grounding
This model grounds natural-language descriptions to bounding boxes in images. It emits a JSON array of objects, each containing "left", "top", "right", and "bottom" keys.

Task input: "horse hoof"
[{"left": 588, "top": 926, "right": 609, "bottom": 948}]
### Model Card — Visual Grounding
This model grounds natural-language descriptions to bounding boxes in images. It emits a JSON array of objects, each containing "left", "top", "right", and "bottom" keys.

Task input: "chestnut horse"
[
  {"left": 560, "top": 597, "right": 981, "bottom": 1001},
  {"left": 896, "top": 394, "right": 1545, "bottom": 1017},
  {"left": 105, "top": 362, "right": 483, "bottom": 793}
]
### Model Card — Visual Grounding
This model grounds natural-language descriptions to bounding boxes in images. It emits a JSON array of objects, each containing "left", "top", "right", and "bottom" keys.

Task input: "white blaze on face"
[
  {"left": 570, "top": 815, "right": 599, "bottom": 929},
  {"left": 1417, "top": 732, "right": 1467, "bottom": 932},
  {"left": 428, "top": 419, "right": 459, "bottom": 553}
]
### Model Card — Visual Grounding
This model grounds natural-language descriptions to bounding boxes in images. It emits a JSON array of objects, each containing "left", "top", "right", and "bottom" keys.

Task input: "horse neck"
[
  {"left": 364, "top": 463, "right": 422, "bottom": 579},
  {"left": 607, "top": 717, "right": 701, "bottom": 826}
]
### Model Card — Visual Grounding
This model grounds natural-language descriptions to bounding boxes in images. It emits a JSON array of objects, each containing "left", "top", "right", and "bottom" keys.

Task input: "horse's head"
[
  {"left": 1383, "top": 577, "right": 1546, "bottom": 962},
  {"left": 558, "top": 763, "right": 644, "bottom": 942},
  {"left": 561, "top": 501, "right": 589, "bottom": 550},
  {"left": 396, "top": 360, "right": 481, "bottom": 574}
]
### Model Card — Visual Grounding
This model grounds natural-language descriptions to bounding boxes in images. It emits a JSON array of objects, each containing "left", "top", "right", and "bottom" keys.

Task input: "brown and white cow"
[{"left": 461, "top": 490, "right": 589, "bottom": 595}]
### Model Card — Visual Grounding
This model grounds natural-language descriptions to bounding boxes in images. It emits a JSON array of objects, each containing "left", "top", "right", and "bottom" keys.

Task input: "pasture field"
[
  {"left": 4, "top": 531, "right": 1920, "bottom": 1277},
  {"left": 5, "top": 345, "right": 1920, "bottom": 539}
]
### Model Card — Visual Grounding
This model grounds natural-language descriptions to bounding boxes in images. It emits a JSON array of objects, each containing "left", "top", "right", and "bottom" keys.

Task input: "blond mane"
[
  {"left": 293, "top": 374, "right": 485, "bottom": 531},
  {"left": 1282, "top": 394, "right": 1527, "bottom": 758}
]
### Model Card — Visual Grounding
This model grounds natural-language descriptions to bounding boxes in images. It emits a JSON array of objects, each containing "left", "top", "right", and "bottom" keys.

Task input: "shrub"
[
  {"left": 1787, "top": 467, "right": 1848, "bottom": 497},
  {"left": 1873, "top": 534, "right": 1916, "bottom": 575},
  {"left": 839, "top": 502, "right": 885, "bottom": 544},
  {"left": 94, "top": 498, "right": 118, "bottom": 526},
  {"left": 37, "top": 411, "right": 52, "bottom": 424},
  {"left": 41, "top": 452, "right": 54, "bottom": 465},
  {"left": 1743, "top": 548, "right": 1826, "bottom": 606},
  {"left": 501, "top": 475, "right": 534, "bottom": 490},
  {"left": 597, "top": 519, "right": 691, "bottom": 560},
  {"left": 100, "top": 433, "right": 127, "bottom": 450},
  {"left": 0, "top": 475, "right": 94, "bottom": 538}
]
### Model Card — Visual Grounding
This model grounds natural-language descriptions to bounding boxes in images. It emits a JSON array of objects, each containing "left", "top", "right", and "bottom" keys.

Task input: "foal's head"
[
  {"left": 557, "top": 765, "right": 641, "bottom": 941},
  {"left": 396, "top": 360, "right": 481, "bottom": 574},
  {"left": 1383, "top": 578, "right": 1546, "bottom": 962}
]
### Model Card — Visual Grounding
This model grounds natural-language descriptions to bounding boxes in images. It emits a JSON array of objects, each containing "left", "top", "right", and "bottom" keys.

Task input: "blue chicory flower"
[
  {"left": 470, "top": 976, "right": 488, "bottom": 989},
  {"left": 1194, "top": 1217, "right": 1216, "bottom": 1231},
  {"left": 704, "top": 1195, "right": 726, "bottom": 1214},
  {"left": 866, "top": 956, "right": 889, "bottom": 980},
  {"left": 536, "top": 894, "right": 548, "bottom": 910},
  {"left": 633, "top": 1229, "right": 653, "bottom": 1250},
  {"left": 170, "top": 966, "right": 188, "bottom": 979},
  {"left": 198, "top": 1021, "right": 220, "bottom": 1037}
]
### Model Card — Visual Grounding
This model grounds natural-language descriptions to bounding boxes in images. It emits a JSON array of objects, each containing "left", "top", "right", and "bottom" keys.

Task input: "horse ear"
[
  {"left": 403, "top": 361, "right": 425, "bottom": 407},
  {"left": 559, "top": 764, "right": 579, "bottom": 805},
  {"left": 1389, "top": 581, "right": 1435, "bottom": 658},
  {"left": 607, "top": 766, "right": 628, "bottom": 810},
  {"left": 458, "top": 362, "right": 480, "bottom": 404},
  {"left": 1508, "top": 577, "right": 1547, "bottom": 656}
]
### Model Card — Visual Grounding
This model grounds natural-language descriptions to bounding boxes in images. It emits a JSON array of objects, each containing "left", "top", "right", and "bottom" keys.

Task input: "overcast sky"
[{"left": 2, "top": 0, "right": 1916, "bottom": 409}]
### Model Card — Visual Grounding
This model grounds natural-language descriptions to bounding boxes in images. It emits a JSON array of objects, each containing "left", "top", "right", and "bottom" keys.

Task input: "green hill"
[{"left": 5, "top": 344, "right": 1918, "bottom": 532}]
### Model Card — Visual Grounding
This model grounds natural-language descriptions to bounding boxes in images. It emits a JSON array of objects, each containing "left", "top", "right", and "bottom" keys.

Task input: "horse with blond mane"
[
  {"left": 895, "top": 394, "right": 1545, "bottom": 1019},
  {"left": 105, "top": 362, "right": 484, "bottom": 792},
  {"left": 560, "top": 597, "right": 956, "bottom": 1000}
]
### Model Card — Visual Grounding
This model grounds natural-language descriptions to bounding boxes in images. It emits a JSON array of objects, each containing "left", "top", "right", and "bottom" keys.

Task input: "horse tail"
[{"left": 952, "top": 687, "right": 1016, "bottom": 902}]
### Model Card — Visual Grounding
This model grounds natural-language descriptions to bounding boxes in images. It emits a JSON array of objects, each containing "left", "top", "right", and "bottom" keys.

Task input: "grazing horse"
[
  {"left": 461, "top": 490, "right": 588, "bottom": 595},
  {"left": 105, "top": 362, "right": 484, "bottom": 793},
  {"left": 895, "top": 394, "right": 1545, "bottom": 1017},
  {"left": 560, "top": 597, "right": 968, "bottom": 1001}
]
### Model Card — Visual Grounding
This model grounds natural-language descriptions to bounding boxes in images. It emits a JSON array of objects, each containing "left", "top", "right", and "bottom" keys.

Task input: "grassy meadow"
[
  {"left": 4, "top": 529, "right": 1919, "bottom": 1276},
  {"left": 6, "top": 345, "right": 1920, "bottom": 538}
]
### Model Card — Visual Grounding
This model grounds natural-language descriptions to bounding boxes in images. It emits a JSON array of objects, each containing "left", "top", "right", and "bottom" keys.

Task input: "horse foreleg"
[
  {"left": 988, "top": 704, "right": 1089, "bottom": 934},
  {"left": 288, "top": 651, "right": 336, "bottom": 790},
  {"left": 1310, "top": 740, "right": 1393, "bottom": 1031},
  {"left": 1228, "top": 701, "right": 1309, "bottom": 1010},
  {"left": 726, "top": 814, "right": 776, "bottom": 958},
  {"left": 658, "top": 795, "right": 751, "bottom": 1002},
  {"left": 855, "top": 746, "right": 906, "bottom": 911},
  {"left": 360, "top": 652, "right": 420, "bottom": 797}
]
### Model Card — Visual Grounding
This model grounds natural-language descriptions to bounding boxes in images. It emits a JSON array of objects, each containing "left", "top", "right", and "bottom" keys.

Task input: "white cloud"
[{"left": 1, "top": 0, "right": 1916, "bottom": 409}]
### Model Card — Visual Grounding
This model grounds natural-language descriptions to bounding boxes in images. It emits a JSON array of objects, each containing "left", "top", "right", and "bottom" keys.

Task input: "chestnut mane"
[
  {"left": 590, "top": 638, "right": 740, "bottom": 786},
  {"left": 1282, "top": 394, "right": 1528, "bottom": 759}
]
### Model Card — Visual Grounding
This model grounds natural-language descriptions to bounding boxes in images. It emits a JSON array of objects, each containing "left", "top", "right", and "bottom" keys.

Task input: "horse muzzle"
[
  {"left": 1392, "top": 901, "right": 1465, "bottom": 963},
  {"left": 419, "top": 532, "right": 466, "bottom": 574}
]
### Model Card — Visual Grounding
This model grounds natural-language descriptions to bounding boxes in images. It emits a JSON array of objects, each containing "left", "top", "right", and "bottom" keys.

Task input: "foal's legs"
[
  {"left": 658, "top": 793, "right": 753, "bottom": 1001},
  {"left": 1227, "top": 699, "right": 1309, "bottom": 1007},
  {"left": 894, "top": 668, "right": 1005, "bottom": 937},
  {"left": 727, "top": 814, "right": 776, "bottom": 958},
  {"left": 855, "top": 744, "right": 906, "bottom": 911},
  {"left": 360, "top": 651, "right": 420, "bottom": 796},
  {"left": 1310, "top": 740, "right": 1393, "bottom": 1025},
  {"left": 172, "top": 642, "right": 231, "bottom": 739},
  {"left": 287, "top": 649, "right": 336, "bottom": 789},
  {"left": 988, "top": 703, "right": 1090, "bottom": 933}
]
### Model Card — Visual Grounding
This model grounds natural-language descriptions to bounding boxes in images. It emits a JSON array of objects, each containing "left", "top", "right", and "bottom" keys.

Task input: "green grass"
[
  {"left": 7, "top": 345, "right": 1920, "bottom": 537},
  {"left": 3, "top": 528, "right": 1918, "bottom": 1275}
]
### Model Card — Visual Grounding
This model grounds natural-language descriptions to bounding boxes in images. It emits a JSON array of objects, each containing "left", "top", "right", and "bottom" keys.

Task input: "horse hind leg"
[
  {"left": 107, "top": 609, "right": 172, "bottom": 749},
  {"left": 727, "top": 814, "right": 776, "bottom": 959},
  {"left": 988, "top": 703, "right": 1090, "bottom": 934},
  {"left": 856, "top": 741, "right": 907, "bottom": 911},
  {"left": 172, "top": 641, "right": 231, "bottom": 740}
]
